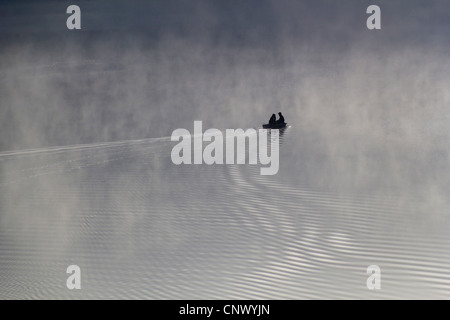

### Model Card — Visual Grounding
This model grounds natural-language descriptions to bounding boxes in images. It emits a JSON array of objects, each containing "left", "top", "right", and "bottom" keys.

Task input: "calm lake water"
[{"left": 1, "top": 124, "right": 449, "bottom": 299}]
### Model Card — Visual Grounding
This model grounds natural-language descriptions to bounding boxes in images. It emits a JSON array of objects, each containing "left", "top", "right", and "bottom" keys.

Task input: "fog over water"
[{"left": 0, "top": 0, "right": 449, "bottom": 299}]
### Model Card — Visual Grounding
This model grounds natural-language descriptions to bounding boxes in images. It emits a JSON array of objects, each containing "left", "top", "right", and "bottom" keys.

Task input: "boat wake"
[{"left": 0, "top": 132, "right": 449, "bottom": 299}]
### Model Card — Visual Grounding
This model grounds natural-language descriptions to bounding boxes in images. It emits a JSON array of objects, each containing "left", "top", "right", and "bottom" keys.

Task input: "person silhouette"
[
  {"left": 269, "top": 113, "right": 276, "bottom": 125},
  {"left": 277, "top": 112, "right": 285, "bottom": 125}
]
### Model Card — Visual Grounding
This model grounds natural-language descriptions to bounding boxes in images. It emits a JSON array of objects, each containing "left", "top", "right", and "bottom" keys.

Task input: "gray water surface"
[{"left": 1, "top": 126, "right": 449, "bottom": 299}]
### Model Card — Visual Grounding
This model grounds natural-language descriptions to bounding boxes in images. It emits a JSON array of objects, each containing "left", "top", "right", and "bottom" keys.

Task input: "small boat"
[{"left": 262, "top": 122, "right": 287, "bottom": 129}]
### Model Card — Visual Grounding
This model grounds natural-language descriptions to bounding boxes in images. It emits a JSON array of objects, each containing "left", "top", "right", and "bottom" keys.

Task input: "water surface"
[{"left": 1, "top": 127, "right": 448, "bottom": 299}]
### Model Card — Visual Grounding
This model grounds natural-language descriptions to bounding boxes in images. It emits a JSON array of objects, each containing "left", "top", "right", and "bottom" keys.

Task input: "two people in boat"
[{"left": 268, "top": 112, "right": 285, "bottom": 127}]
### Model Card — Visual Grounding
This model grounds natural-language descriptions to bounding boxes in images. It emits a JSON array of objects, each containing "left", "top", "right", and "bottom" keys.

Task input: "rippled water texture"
[{"left": 1, "top": 127, "right": 449, "bottom": 299}]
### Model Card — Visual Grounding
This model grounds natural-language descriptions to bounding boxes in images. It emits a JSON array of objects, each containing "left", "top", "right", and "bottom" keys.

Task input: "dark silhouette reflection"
[
  {"left": 274, "top": 126, "right": 288, "bottom": 145},
  {"left": 278, "top": 126, "right": 287, "bottom": 142},
  {"left": 263, "top": 125, "right": 288, "bottom": 147}
]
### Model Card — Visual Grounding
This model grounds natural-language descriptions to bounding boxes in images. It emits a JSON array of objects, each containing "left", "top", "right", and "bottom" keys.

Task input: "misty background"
[
  {"left": 0, "top": 0, "right": 448, "bottom": 148},
  {"left": 1, "top": 0, "right": 448, "bottom": 200},
  {"left": 0, "top": 0, "right": 449, "bottom": 299}
]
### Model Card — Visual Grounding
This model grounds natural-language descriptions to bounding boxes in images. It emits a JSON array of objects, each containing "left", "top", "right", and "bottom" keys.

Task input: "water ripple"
[{"left": 0, "top": 136, "right": 449, "bottom": 299}]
